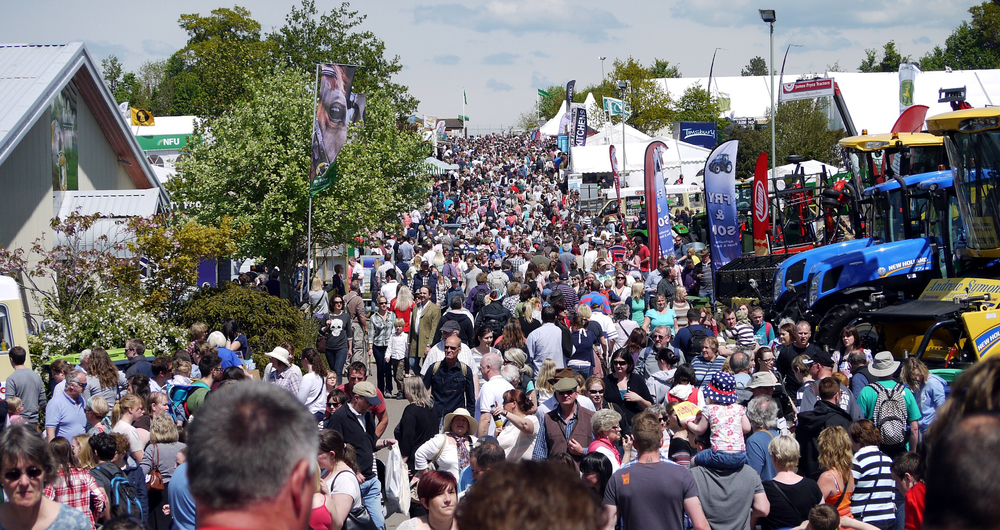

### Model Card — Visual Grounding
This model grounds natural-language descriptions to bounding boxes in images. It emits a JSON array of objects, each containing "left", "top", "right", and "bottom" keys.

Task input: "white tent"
[
  {"left": 587, "top": 122, "right": 651, "bottom": 145},
  {"left": 540, "top": 93, "right": 602, "bottom": 136},
  {"left": 569, "top": 138, "right": 710, "bottom": 186},
  {"left": 767, "top": 159, "right": 843, "bottom": 179},
  {"left": 659, "top": 70, "right": 1000, "bottom": 134}
]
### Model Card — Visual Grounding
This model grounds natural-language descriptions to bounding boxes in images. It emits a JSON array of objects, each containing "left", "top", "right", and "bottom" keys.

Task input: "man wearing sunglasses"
[{"left": 44, "top": 370, "right": 88, "bottom": 441}]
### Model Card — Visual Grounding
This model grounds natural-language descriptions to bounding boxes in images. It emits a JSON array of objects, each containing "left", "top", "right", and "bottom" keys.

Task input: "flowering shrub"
[{"left": 34, "top": 290, "right": 185, "bottom": 360}]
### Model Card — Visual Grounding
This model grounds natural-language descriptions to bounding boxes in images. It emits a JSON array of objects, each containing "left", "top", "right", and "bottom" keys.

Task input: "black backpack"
[
  {"left": 473, "top": 288, "right": 489, "bottom": 316},
  {"left": 93, "top": 463, "right": 143, "bottom": 521},
  {"left": 686, "top": 326, "right": 708, "bottom": 358},
  {"left": 477, "top": 303, "right": 511, "bottom": 338}
]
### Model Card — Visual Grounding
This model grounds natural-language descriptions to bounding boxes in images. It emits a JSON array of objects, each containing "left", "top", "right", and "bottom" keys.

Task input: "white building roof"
[{"left": 0, "top": 43, "right": 168, "bottom": 206}]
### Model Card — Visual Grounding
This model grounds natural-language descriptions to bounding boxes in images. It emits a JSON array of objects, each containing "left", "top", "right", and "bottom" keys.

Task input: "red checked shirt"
[{"left": 44, "top": 467, "right": 107, "bottom": 528}]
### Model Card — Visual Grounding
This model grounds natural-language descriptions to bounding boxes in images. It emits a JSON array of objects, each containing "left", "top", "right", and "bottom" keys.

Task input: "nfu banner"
[
  {"left": 643, "top": 141, "right": 673, "bottom": 260},
  {"left": 705, "top": 140, "right": 740, "bottom": 279},
  {"left": 752, "top": 152, "right": 770, "bottom": 256},
  {"left": 779, "top": 78, "right": 834, "bottom": 103}
]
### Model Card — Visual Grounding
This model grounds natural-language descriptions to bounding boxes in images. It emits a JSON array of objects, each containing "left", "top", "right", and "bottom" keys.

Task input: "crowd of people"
[{"left": 0, "top": 132, "right": 996, "bottom": 530}]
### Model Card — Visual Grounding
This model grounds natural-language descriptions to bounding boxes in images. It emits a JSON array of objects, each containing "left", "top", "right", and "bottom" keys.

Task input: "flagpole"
[
  {"left": 462, "top": 87, "right": 467, "bottom": 138},
  {"left": 307, "top": 63, "right": 320, "bottom": 289}
]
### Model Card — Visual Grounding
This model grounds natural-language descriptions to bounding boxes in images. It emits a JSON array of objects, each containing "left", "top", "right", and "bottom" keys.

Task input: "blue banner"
[
  {"left": 573, "top": 107, "right": 588, "bottom": 147},
  {"left": 644, "top": 141, "right": 673, "bottom": 260},
  {"left": 676, "top": 121, "right": 717, "bottom": 149},
  {"left": 557, "top": 134, "right": 569, "bottom": 153},
  {"left": 704, "top": 140, "right": 740, "bottom": 288}
]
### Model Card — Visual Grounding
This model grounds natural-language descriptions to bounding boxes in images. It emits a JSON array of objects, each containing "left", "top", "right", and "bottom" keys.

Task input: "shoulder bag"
[{"left": 148, "top": 445, "right": 165, "bottom": 491}]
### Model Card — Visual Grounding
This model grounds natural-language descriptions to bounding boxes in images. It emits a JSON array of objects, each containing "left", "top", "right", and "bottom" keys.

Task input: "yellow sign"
[
  {"left": 672, "top": 400, "right": 701, "bottom": 423},
  {"left": 962, "top": 310, "right": 1000, "bottom": 360},
  {"left": 918, "top": 278, "right": 1000, "bottom": 305},
  {"left": 131, "top": 108, "right": 155, "bottom": 126}
]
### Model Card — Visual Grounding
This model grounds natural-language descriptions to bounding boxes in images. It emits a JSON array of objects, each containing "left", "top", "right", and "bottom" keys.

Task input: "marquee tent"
[{"left": 569, "top": 138, "right": 710, "bottom": 186}]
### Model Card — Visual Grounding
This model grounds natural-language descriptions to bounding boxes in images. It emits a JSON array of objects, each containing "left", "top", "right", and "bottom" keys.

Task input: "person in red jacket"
[{"left": 892, "top": 452, "right": 924, "bottom": 530}]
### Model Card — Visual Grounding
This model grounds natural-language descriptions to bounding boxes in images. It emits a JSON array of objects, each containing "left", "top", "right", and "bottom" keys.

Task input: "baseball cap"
[
  {"left": 441, "top": 320, "right": 462, "bottom": 334},
  {"left": 353, "top": 382, "right": 381, "bottom": 405},
  {"left": 810, "top": 350, "right": 835, "bottom": 368},
  {"left": 553, "top": 376, "right": 579, "bottom": 393},
  {"left": 559, "top": 272, "right": 569, "bottom": 281}
]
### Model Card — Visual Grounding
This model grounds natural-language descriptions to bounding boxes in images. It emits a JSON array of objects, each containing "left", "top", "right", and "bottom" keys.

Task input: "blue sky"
[{"left": 2, "top": 0, "right": 978, "bottom": 132}]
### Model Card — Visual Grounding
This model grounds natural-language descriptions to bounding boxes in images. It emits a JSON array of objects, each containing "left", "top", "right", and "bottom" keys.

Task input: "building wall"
[
  {"left": 77, "top": 92, "right": 134, "bottom": 190},
  {"left": 0, "top": 117, "right": 54, "bottom": 251}
]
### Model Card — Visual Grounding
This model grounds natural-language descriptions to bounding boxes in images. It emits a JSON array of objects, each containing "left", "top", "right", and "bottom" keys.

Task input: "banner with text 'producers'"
[{"left": 705, "top": 140, "right": 740, "bottom": 277}]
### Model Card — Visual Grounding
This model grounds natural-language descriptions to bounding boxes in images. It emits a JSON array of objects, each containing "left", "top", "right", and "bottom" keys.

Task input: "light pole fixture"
[
  {"left": 760, "top": 9, "right": 776, "bottom": 188},
  {"left": 707, "top": 47, "right": 725, "bottom": 96},
  {"left": 600, "top": 56, "right": 607, "bottom": 85},
  {"left": 779, "top": 44, "right": 802, "bottom": 90},
  {"left": 617, "top": 80, "right": 628, "bottom": 167}
]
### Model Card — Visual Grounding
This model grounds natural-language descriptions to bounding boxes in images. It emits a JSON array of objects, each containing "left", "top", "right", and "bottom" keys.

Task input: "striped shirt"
[{"left": 851, "top": 445, "right": 897, "bottom": 523}]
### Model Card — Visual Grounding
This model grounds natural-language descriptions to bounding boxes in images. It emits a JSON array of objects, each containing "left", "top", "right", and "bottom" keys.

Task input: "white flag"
[{"left": 118, "top": 101, "right": 129, "bottom": 121}]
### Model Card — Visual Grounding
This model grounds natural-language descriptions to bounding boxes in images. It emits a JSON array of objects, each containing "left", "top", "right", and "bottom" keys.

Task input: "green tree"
[
  {"left": 606, "top": 56, "right": 674, "bottom": 135},
  {"left": 727, "top": 124, "right": 771, "bottom": 181},
  {"left": 648, "top": 59, "right": 681, "bottom": 78},
  {"left": 268, "top": 0, "right": 417, "bottom": 115},
  {"left": 921, "top": 2, "right": 1000, "bottom": 70},
  {"left": 858, "top": 40, "right": 911, "bottom": 72},
  {"left": 170, "top": 6, "right": 275, "bottom": 116},
  {"left": 537, "top": 85, "right": 567, "bottom": 121},
  {"left": 101, "top": 55, "right": 125, "bottom": 100},
  {"left": 742, "top": 56, "right": 768, "bottom": 76},
  {"left": 169, "top": 67, "right": 427, "bottom": 297}
]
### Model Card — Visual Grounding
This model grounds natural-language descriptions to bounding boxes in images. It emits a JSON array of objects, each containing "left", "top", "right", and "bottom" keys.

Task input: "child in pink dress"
[{"left": 685, "top": 371, "right": 751, "bottom": 469}]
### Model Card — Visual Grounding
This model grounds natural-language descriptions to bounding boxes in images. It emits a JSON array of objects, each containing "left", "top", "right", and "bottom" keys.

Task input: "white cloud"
[
  {"left": 486, "top": 78, "right": 514, "bottom": 91},
  {"left": 413, "top": 0, "right": 627, "bottom": 42}
]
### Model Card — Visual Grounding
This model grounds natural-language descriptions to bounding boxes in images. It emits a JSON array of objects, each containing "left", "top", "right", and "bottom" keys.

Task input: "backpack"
[
  {"left": 431, "top": 361, "right": 468, "bottom": 378},
  {"left": 478, "top": 303, "right": 510, "bottom": 338},
  {"left": 686, "top": 326, "right": 708, "bottom": 358},
  {"left": 473, "top": 288, "right": 489, "bottom": 316},
  {"left": 871, "top": 382, "right": 909, "bottom": 446},
  {"left": 93, "top": 463, "right": 143, "bottom": 521},
  {"left": 166, "top": 382, "right": 209, "bottom": 424}
]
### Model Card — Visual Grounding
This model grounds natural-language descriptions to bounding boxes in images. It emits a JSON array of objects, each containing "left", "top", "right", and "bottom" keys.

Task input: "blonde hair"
[
  {"left": 818, "top": 426, "right": 854, "bottom": 485},
  {"left": 74, "top": 434, "right": 97, "bottom": 470},
  {"left": 900, "top": 357, "right": 930, "bottom": 393},
  {"left": 88, "top": 395, "right": 109, "bottom": 419},
  {"left": 535, "top": 359, "right": 557, "bottom": 393},
  {"left": 630, "top": 282, "right": 643, "bottom": 298},
  {"left": 403, "top": 376, "right": 433, "bottom": 408},
  {"left": 394, "top": 318, "right": 405, "bottom": 328},
  {"left": 6, "top": 396, "right": 22, "bottom": 413},
  {"left": 576, "top": 304, "right": 593, "bottom": 319},
  {"left": 311, "top": 277, "right": 323, "bottom": 291},
  {"left": 111, "top": 394, "right": 144, "bottom": 426},
  {"left": 768, "top": 434, "right": 800, "bottom": 470},
  {"left": 149, "top": 413, "right": 179, "bottom": 444},
  {"left": 172, "top": 359, "right": 192, "bottom": 377},
  {"left": 394, "top": 286, "right": 414, "bottom": 309},
  {"left": 189, "top": 322, "right": 208, "bottom": 341},
  {"left": 674, "top": 286, "right": 687, "bottom": 301}
]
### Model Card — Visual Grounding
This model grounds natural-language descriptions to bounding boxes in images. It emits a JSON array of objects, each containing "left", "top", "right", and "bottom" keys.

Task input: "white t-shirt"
[
  {"left": 497, "top": 414, "right": 538, "bottom": 461},
  {"left": 326, "top": 469, "right": 363, "bottom": 511},
  {"left": 297, "top": 372, "right": 327, "bottom": 416},
  {"left": 113, "top": 421, "right": 143, "bottom": 454},
  {"left": 476, "top": 375, "right": 514, "bottom": 436},
  {"left": 594, "top": 445, "right": 621, "bottom": 473}
]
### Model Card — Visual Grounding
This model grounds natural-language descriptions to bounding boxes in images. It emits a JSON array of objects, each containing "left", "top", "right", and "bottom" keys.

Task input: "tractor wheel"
[
  {"left": 726, "top": 162, "right": 733, "bottom": 173},
  {"left": 815, "top": 301, "right": 869, "bottom": 350}
]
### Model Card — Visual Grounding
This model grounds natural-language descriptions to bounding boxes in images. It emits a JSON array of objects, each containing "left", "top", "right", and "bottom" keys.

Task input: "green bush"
[{"left": 179, "top": 283, "right": 319, "bottom": 370}]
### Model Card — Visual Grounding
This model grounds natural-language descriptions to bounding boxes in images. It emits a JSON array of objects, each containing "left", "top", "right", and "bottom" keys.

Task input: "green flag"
[
  {"left": 310, "top": 160, "right": 338, "bottom": 196},
  {"left": 459, "top": 114, "right": 470, "bottom": 121},
  {"left": 464, "top": 89, "right": 468, "bottom": 105},
  {"left": 538, "top": 88, "right": 552, "bottom": 98}
]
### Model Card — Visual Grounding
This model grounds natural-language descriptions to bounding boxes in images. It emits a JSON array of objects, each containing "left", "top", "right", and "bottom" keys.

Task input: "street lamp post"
[
  {"left": 617, "top": 80, "right": 628, "bottom": 180},
  {"left": 760, "top": 9, "right": 776, "bottom": 188},
  {"left": 707, "top": 47, "right": 725, "bottom": 96},
  {"left": 600, "top": 56, "right": 607, "bottom": 85},
  {"left": 779, "top": 44, "right": 802, "bottom": 93}
]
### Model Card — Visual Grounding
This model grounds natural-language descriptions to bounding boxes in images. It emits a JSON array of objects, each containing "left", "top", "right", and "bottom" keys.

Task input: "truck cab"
[{"left": 0, "top": 276, "right": 32, "bottom": 396}]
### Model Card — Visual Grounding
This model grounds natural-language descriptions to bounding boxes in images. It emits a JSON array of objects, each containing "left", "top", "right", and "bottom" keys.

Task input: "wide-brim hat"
[
  {"left": 266, "top": 346, "right": 291, "bottom": 366},
  {"left": 553, "top": 376, "right": 579, "bottom": 393},
  {"left": 748, "top": 370, "right": 778, "bottom": 389},
  {"left": 443, "top": 408, "right": 478, "bottom": 434},
  {"left": 869, "top": 351, "right": 901, "bottom": 378},
  {"left": 704, "top": 371, "right": 738, "bottom": 405}
]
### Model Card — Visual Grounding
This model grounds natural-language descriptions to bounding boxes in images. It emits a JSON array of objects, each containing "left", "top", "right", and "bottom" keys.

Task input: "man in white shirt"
[{"left": 476, "top": 353, "right": 513, "bottom": 437}]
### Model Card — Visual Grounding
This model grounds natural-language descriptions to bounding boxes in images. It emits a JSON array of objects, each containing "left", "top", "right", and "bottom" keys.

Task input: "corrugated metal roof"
[
  {"left": 57, "top": 189, "right": 161, "bottom": 218},
  {"left": 0, "top": 43, "right": 83, "bottom": 164}
]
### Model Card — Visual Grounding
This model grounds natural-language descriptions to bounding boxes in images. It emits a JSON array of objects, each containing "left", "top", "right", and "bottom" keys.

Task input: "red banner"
[{"left": 752, "top": 152, "right": 770, "bottom": 256}]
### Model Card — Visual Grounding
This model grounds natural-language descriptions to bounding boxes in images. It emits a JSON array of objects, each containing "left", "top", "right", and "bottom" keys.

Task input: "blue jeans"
[
  {"left": 692, "top": 448, "right": 747, "bottom": 470},
  {"left": 326, "top": 347, "right": 349, "bottom": 386},
  {"left": 360, "top": 475, "right": 385, "bottom": 530},
  {"left": 570, "top": 365, "right": 592, "bottom": 380}
]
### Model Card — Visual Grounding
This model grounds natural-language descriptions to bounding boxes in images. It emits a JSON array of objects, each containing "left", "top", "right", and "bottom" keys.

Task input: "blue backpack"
[
  {"left": 165, "top": 382, "right": 209, "bottom": 424},
  {"left": 93, "top": 463, "right": 143, "bottom": 521}
]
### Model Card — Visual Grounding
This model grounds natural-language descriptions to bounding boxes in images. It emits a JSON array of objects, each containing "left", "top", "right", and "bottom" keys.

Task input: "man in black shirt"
[
  {"left": 423, "top": 334, "right": 475, "bottom": 419},
  {"left": 776, "top": 321, "right": 823, "bottom": 396}
]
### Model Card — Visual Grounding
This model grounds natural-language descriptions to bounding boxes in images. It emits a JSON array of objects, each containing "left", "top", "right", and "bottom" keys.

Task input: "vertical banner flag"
[
  {"left": 705, "top": 140, "right": 740, "bottom": 283},
  {"left": 311, "top": 63, "right": 357, "bottom": 195},
  {"left": 573, "top": 107, "right": 588, "bottom": 146},
  {"left": 349, "top": 93, "right": 366, "bottom": 125},
  {"left": 644, "top": 140, "right": 673, "bottom": 260},
  {"left": 898, "top": 63, "right": 919, "bottom": 114},
  {"left": 610, "top": 144, "right": 621, "bottom": 212},
  {"left": 565, "top": 80, "right": 576, "bottom": 107},
  {"left": 752, "top": 152, "right": 771, "bottom": 256}
]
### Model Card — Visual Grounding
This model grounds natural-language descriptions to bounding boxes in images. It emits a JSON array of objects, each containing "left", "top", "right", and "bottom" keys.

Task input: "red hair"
[{"left": 417, "top": 469, "right": 456, "bottom": 502}]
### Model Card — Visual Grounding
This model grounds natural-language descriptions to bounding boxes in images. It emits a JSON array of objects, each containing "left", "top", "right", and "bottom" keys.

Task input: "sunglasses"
[
  {"left": 443, "top": 346, "right": 460, "bottom": 351},
  {"left": 70, "top": 381, "right": 88, "bottom": 389},
  {"left": 588, "top": 388, "right": 604, "bottom": 394},
  {"left": 612, "top": 361, "right": 629, "bottom": 366},
  {"left": 3, "top": 467, "right": 43, "bottom": 481},
  {"left": 333, "top": 301, "right": 344, "bottom": 305},
  {"left": 326, "top": 401, "right": 342, "bottom": 408}
]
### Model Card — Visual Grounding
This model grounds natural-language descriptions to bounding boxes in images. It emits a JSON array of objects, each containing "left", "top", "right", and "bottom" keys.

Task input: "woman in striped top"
[{"left": 849, "top": 420, "right": 898, "bottom": 530}]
